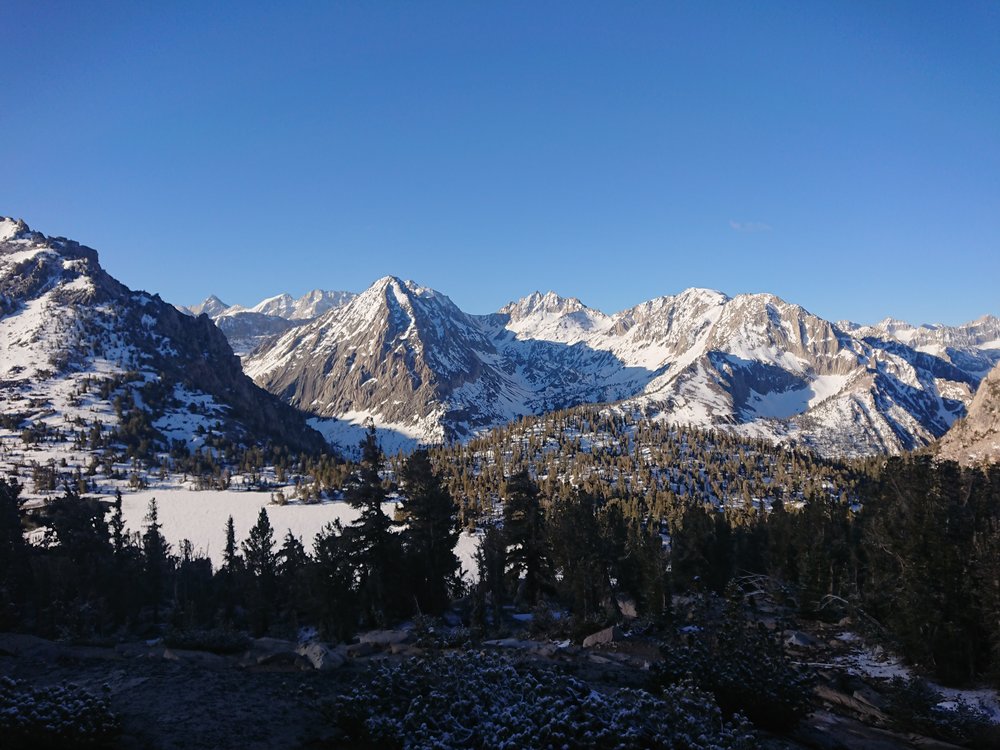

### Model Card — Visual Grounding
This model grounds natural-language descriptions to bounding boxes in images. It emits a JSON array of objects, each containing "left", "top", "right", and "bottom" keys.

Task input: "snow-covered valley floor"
[{"left": 118, "top": 486, "right": 481, "bottom": 579}]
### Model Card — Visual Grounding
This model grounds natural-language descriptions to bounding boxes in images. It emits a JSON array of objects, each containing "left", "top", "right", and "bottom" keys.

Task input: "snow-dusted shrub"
[
  {"left": 884, "top": 677, "right": 1000, "bottom": 749},
  {"left": 0, "top": 676, "right": 120, "bottom": 748},
  {"left": 164, "top": 627, "right": 252, "bottom": 654},
  {"left": 652, "top": 599, "right": 813, "bottom": 731},
  {"left": 324, "top": 651, "right": 755, "bottom": 749}
]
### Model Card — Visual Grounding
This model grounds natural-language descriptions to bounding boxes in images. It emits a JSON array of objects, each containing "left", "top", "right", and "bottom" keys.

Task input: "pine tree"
[
  {"left": 141, "top": 498, "right": 171, "bottom": 620},
  {"left": 0, "top": 477, "right": 30, "bottom": 625},
  {"left": 222, "top": 515, "right": 241, "bottom": 572},
  {"left": 503, "top": 469, "right": 552, "bottom": 607},
  {"left": 109, "top": 488, "right": 126, "bottom": 558},
  {"left": 242, "top": 507, "right": 276, "bottom": 578},
  {"left": 217, "top": 515, "right": 242, "bottom": 625},
  {"left": 278, "top": 529, "right": 308, "bottom": 578},
  {"left": 398, "top": 449, "right": 460, "bottom": 614},
  {"left": 473, "top": 521, "right": 507, "bottom": 625},
  {"left": 242, "top": 507, "right": 277, "bottom": 635},
  {"left": 547, "top": 490, "right": 613, "bottom": 619},
  {"left": 347, "top": 423, "right": 402, "bottom": 624},
  {"left": 313, "top": 521, "right": 360, "bottom": 640}
]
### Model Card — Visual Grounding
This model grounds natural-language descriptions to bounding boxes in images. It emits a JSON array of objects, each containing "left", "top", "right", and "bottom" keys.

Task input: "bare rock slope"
[{"left": 937, "top": 361, "right": 1000, "bottom": 465}]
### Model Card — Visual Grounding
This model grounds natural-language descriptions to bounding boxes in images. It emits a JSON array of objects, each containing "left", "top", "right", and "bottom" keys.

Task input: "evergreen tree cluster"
[
  {"left": 3, "top": 407, "right": 1000, "bottom": 690},
  {"left": 0, "top": 426, "right": 461, "bottom": 642},
  {"left": 419, "top": 405, "right": 867, "bottom": 530}
]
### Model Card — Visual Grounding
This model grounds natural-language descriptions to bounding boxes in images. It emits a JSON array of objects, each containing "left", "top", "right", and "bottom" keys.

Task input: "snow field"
[{"left": 118, "top": 487, "right": 481, "bottom": 579}]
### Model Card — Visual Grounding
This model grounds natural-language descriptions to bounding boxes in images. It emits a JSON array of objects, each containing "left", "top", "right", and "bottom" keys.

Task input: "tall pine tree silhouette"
[
  {"left": 398, "top": 449, "right": 460, "bottom": 614},
  {"left": 347, "top": 422, "right": 402, "bottom": 624},
  {"left": 503, "top": 469, "right": 552, "bottom": 607}
]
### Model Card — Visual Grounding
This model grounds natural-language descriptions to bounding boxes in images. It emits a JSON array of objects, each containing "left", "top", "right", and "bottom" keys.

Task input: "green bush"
[
  {"left": 0, "top": 676, "right": 120, "bottom": 749},
  {"left": 323, "top": 651, "right": 755, "bottom": 749}
]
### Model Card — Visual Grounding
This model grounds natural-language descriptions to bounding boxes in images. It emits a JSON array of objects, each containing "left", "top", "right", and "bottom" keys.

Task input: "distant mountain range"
[
  {"left": 178, "top": 290, "right": 356, "bottom": 355},
  {"left": 242, "top": 276, "right": 999, "bottom": 457},
  {"left": 4, "top": 216, "right": 998, "bottom": 462},
  {"left": 0, "top": 218, "right": 324, "bottom": 457}
]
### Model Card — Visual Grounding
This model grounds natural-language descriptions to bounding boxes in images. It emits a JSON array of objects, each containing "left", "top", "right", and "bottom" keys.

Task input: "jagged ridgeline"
[
  {"left": 409, "top": 404, "right": 869, "bottom": 526},
  {"left": 246, "top": 275, "right": 1000, "bottom": 458},
  {"left": 0, "top": 218, "right": 326, "bottom": 463}
]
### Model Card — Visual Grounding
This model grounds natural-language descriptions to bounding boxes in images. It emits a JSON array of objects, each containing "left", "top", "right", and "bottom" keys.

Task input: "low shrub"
[
  {"left": 651, "top": 596, "right": 813, "bottom": 731},
  {"left": 322, "top": 651, "right": 755, "bottom": 749},
  {"left": 884, "top": 677, "right": 1000, "bottom": 749},
  {"left": 164, "top": 627, "right": 252, "bottom": 654},
  {"left": 0, "top": 676, "right": 120, "bottom": 749}
]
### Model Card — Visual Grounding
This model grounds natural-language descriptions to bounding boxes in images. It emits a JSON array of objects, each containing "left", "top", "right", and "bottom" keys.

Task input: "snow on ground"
[
  {"left": 118, "top": 486, "right": 482, "bottom": 580},
  {"left": 835, "top": 638, "right": 1000, "bottom": 721},
  {"left": 308, "top": 412, "right": 429, "bottom": 457},
  {"left": 745, "top": 374, "right": 850, "bottom": 419},
  {"left": 120, "top": 488, "right": 384, "bottom": 567},
  {"left": 836, "top": 643, "right": 912, "bottom": 680},
  {"left": 455, "top": 528, "right": 481, "bottom": 582}
]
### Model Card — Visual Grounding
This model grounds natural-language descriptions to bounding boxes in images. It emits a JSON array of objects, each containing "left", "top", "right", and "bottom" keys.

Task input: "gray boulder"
[{"left": 582, "top": 626, "right": 624, "bottom": 648}]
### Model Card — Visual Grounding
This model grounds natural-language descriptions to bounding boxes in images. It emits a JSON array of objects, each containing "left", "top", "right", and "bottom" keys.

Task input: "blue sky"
[{"left": 1, "top": 1, "right": 997, "bottom": 325}]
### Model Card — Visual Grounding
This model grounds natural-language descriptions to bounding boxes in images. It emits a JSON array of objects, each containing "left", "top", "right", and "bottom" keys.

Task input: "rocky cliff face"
[
  {"left": 246, "top": 276, "right": 993, "bottom": 457},
  {"left": 245, "top": 276, "right": 507, "bottom": 443},
  {"left": 0, "top": 217, "right": 325, "bottom": 455},
  {"left": 936, "top": 362, "right": 1000, "bottom": 465}
]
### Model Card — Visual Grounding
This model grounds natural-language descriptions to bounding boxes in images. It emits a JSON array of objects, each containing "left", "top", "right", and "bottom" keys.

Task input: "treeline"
[
  {"left": 0, "top": 428, "right": 460, "bottom": 642},
  {"left": 11, "top": 420, "right": 352, "bottom": 497},
  {"left": 418, "top": 405, "right": 871, "bottom": 528},
  {"left": 416, "top": 408, "right": 1000, "bottom": 685},
  {"left": 470, "top": 451, "right": 1000, "bottom": 686},
  {"left": 4, "top": 411, "right": 1000, "bottom": 687}
]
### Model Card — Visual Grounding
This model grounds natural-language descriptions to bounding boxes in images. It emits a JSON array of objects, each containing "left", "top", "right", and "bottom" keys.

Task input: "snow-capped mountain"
[
  {"left": 181, "top": 289, "right": 356, "bottom": 355},
  {"left": 0, "top": 217, "right": 325, "bottom": 459},
  {"left": 936, "top": 361, "right": 1000, "bottom": 465},
  {"left": 245, "top": 276, "right": 997, "bottom": 457},
  {"left": 232, "top": 289, "right": 357, "bottom": 320},
  {"left": 839, "top": 315, "right": 1000, "bottom": 378},
  {"left": 184, "top": 294, "right": 230, "bottom": 318},
  {"left": 244, "top": 276, "right": 506, "bottom": 447}
]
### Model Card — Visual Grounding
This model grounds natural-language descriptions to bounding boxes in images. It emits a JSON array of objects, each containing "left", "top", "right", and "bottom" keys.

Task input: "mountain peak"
[
  {"left": 874, "top": 316, "right": 915, "bottom": 333},
  {"left": 0, "top": 217, "right": 30, "bottom": 242},
  {"left": 372, "top": 274, "right": 407, "bottom": 288},
  {"left": 189, "top": 295, "right": 230, "bottom": 317},
  {"left": 938, "top": 361, "right": 1000, "bottom": 465},
  {"left": 677, "top": 286, "right": 728, "bottom": 301},
  {"left": 366, "top": 275, "right": 447, "bottom": 306},
  {"left": 500, "top": 290, "right": 588, "bottom": 319}
]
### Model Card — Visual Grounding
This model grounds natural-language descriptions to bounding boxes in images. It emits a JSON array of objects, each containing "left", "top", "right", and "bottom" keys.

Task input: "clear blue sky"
[{"left": 2, "top": 1, "right": 997, "bottom": 325}]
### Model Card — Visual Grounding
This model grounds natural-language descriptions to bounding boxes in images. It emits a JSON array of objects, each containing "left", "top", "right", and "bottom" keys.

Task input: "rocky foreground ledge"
[{"left": 2, "top": 619, "right": 995, "bottom": 750}]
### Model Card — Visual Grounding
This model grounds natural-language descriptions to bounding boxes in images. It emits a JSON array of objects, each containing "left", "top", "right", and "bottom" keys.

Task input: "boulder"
[
  {"left": 297, "top": 641, "right": 345, "bottom": 671},
  {"left": 238, "top": 636, "right": 298, "bottom": 668},
  {"left": 162, "top": 648, "right": 230, "bottom": 668},
  {"left": 582, "top": 626, "right": 624, "bottom": 648},
  {"left": 253, "top": 637, "right": 296, "bottom": 653},
  {"left": 358, "top": 629, "right": 413, "bottom": 647},
  {"left": 390, "top": 642, "right": 423, "bottom": 656},
  {"left": 614, "top": 596, "right": 639, "bottom": 620},
  {"left": 255, "top": 651, "right": 312, "bottom": 670},
  {"left": 784, "top": 630, "right": 818, "bottom": 648},
  {"left": 346, "top": 641, "right": 375, "bottom": 658}
]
